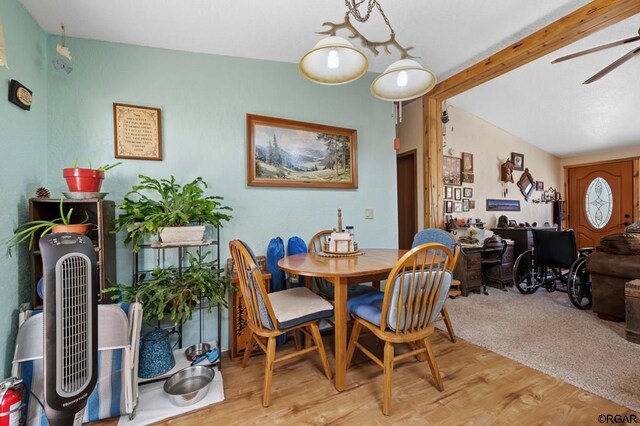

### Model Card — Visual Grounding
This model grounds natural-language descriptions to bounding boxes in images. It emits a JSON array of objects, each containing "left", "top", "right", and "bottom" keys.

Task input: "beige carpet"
[{"left": 438, "top": 287, "right": 640, "bottom": 412}]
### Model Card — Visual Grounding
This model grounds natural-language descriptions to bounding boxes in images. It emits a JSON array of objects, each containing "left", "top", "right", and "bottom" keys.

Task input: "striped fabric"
[{"left": 13, "top": 304, "right": 136, "bottom": 424}]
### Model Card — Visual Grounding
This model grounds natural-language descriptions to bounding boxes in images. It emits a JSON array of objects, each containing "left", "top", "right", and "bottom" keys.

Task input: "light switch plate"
[{"left": 365, "top": 208, "right": 374, "bottom": 219}]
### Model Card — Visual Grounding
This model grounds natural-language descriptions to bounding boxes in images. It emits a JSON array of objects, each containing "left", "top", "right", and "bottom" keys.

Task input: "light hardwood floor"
[{"left": 95, "top": 331, "right": 635, "bottom": 425}]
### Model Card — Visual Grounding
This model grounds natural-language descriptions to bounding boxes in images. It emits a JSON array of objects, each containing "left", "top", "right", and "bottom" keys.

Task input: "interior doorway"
[
  {"left": 397, "top": 150, "right": 417, "bottom": 249},
  {"left": 566, "top": 159, "right": 638, "bottom": 248}
]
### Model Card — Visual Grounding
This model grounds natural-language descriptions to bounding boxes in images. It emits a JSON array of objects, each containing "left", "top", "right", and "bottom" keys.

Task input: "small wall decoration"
[
  {"left": 445, "top": 200, "right": 453, "bottom": 213},
  {"left": 454, "top": 187, "right": 462, "bottom": 201},
  {"left": 444, "top": 186, "right": 453, "bottom": 199},
  {"left": 462, "top": 152, "right": 473, "bottom": 173},
  {"left": 511, "top": 152, "right": 524, "bottom": 171},
  {"left": 486, "top": 199, "right": 521, "bottom": 212},
  {"left": 536, "top": 181, "right": 544, "bottom": 191},
  {"left": 462, "top": 199, "right": 470, "bottom": 212},
  {"left": 443, "top": 156, "right": 461, "bottom": 186},
  {"left": 247, "top": 114, "right": 357, "bottom": 188},
  {"left": 463, "top": 187, "right": 473, "bottom": 198},
  {"left": 501, "top": 158, "right": 514, "bottom": 183},
  {"left": 462, "top": 172, "right": 474, "bottom": 183},
  {"left": 113, "top": 103, "right": 163, "bottom": 161},
  {"left": 517, "top": 168, "right": 535, "bottom": 201},
  {"left": 453, "top": 202, "right": 463, "bottom": 213},
  {"left": 8, "top": 80, "right": 33, "bottom": 111},
  {"left": 469, "top": 200, "right": 476, "bottom": 209}
]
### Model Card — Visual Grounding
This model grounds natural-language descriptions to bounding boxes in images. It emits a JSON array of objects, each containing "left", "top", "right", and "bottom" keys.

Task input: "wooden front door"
[
  {"left": 567, "top": 159, "right": 636, "bottom": 248},
  {"left": 397, "top": 150, "right": 417, "bottom": 249}
]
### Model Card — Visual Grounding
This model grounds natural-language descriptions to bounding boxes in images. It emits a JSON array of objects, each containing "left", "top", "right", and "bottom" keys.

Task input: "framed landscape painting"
[
  {"left": 247, "top": 114, "right": 358, "bottom": 188},
  {"left": 443, "top": 156, "right": 461, "bottom": 186}
]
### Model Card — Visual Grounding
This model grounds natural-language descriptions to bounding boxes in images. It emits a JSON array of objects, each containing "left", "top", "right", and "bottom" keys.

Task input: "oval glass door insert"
[{"left": 585, "top": 177, "right": 613, "bottom": 229}]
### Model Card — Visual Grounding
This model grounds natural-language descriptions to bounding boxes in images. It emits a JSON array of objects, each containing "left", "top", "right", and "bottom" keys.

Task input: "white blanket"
[{"left": 118, "top": 371, "right": 224, "bottom": 425}]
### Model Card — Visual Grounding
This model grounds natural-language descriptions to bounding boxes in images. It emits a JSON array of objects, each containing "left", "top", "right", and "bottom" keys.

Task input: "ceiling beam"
[{"left": 423, "top": 0, "right": 640, "bottom": 229}]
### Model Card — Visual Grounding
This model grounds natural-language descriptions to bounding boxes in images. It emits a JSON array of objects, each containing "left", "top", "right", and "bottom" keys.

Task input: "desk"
[
  {"left": 278, "top": 248, "right": 406, "bottom": 391},
  {"left": 455, "top": 242, "right": 515, "bottom": 295}
]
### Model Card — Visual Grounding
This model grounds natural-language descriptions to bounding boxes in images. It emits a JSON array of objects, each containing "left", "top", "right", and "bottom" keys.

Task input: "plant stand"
[{"left": 133, "top": 226, "right": 222, "bottom": 368}]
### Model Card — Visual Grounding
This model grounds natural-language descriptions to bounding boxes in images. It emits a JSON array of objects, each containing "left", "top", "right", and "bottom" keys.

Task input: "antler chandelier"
[{"left": 299, "top": 0, "right": 436, "bottom": 101}]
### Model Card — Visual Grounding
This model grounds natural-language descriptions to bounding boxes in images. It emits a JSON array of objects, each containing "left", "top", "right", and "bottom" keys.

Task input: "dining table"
[{"left": 277, "top": 248, "right": 407, "bottom": 391}]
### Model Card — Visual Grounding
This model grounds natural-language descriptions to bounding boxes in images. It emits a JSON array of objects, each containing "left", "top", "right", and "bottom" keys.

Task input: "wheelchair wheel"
[
  {"left": 567, "top": 257, "right": 592, "bottom": 309},
  {"left": 513, "top": 249, "right": 539, "bottom": 294}
]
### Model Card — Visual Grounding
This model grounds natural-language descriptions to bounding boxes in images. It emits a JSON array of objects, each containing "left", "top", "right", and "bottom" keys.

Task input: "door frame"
[
  {"left": 563, "top": 157, "right": 640, "bottom": 229},
  {"left": 422, "top": 0, "right": 640, "bottom": 229},
  {"left": 397, "top": 149, "right": 418, "bottom": 247}
]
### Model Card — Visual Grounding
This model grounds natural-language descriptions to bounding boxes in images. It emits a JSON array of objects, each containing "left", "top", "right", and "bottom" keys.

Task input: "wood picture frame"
[
  {"left": 443, "top": 156, "right": 461, "bottom": 186},
  {"left": 444, "top": 186, "right": 453, "bottom": 200},
  {"left": 247, "top": 114, "right": 358, "bottom": 189},
  {"left": 469, "top": 200, "right": 476, "bottom": 209},
  {"left": 463, "top": 187, "right": 473, "bottom": 198},
  {"left": 462, "top": 152, "right": 474, "bottom": 173},
  {"left": 462, "top": 172, "right": 474, "bottom": 183},
  {"left": 536, "top": 181, "right": 544, "bottom": 191},
  {"left": 113, "top": 103, "right": 162, "bottom": 161},
  {"left": 462, "top": 199, "right": 470, "bottom": 212},
  {"left": 453, "top": 202, "right": 463, "bottom": 213},
  {"left": 511, "top": 152, "right": 524, "bottom": 171},
  {"left": 445, "top": 200, "right": 453, "bottom": 214},
  {"left": 454, "top": 187, "right": 462, "bottom": 201}
]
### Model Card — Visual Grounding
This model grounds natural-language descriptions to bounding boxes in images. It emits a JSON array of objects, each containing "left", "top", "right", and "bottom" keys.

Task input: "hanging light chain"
[{"left": 344, "top": 0, "right": 395, "bottom": 35}]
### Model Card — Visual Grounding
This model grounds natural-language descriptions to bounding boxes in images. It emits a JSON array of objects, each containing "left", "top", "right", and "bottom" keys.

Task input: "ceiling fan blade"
[
  {"left": 551, "top": 35, "right": 640, "bottom": 63},
  {"left": 583, "top": 46, "right": 640, "bottom": 84}
]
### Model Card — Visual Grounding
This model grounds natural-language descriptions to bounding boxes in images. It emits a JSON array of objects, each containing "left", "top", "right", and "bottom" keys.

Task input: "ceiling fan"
[{"left": 551, "top": 26, "right": 640, "bottom": 84}]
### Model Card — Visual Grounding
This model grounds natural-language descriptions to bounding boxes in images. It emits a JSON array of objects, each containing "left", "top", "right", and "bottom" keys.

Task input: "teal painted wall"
[
  {"left": 0, "top": 1, "right": 47, "bottom": 375},
  {"left": 45, "top": 37, "right": 397, "bottom": 347}
]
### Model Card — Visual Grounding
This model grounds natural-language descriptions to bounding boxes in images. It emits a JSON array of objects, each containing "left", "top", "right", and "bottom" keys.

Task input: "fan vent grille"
[{"left": 56, "top": 253, "right": 93, "bottom": 397}]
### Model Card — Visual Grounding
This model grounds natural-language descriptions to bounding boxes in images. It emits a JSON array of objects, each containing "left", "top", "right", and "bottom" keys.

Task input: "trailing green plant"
[
  {"left": 6, "top": 198, "right": 88, "bottom": 255},
  {"left": 114, "top": 175, "right": 232, "bottom": 252},
  {"left": 104, "top": 251, "right": 232, "bottom": 325}
]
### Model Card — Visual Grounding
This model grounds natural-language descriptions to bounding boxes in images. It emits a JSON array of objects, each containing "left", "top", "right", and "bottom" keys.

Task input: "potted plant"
[
  {"left": 105, "top": 251, "right": 231, "bottom": 326},
  {"left": 7, "top": 198, "right": 89, "bottom": 254},
  {"left": 114, "top": 175, "right": 232, "bottom": 252},
  {"left": 63, "top": 161, "right": 122, "bottom": 193}
]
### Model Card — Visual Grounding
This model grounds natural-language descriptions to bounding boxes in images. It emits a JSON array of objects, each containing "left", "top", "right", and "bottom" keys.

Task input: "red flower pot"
[{"left": 63, "top": 168, "right": 105, "bottom": 192}]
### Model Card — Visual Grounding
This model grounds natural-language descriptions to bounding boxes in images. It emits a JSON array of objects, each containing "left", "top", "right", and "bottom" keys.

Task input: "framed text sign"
[{"left": 113, "top": 103, "right": 162, "bottom": 160}]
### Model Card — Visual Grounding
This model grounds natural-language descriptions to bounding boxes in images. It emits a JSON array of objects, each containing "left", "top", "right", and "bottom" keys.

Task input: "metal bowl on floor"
[
  {"left": 163, "top": 366, "right": 214, "bottom": 407},
  {"left": 184, "top": 343, "right": 211, "bottom": 361}
]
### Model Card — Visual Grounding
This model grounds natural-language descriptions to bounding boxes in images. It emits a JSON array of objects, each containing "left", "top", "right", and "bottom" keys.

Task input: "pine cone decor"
[{"left": 36, "top": 187, "right": 50, "bottom": 198}]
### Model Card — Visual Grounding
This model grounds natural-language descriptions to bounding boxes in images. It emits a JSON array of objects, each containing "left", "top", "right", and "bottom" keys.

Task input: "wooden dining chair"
[
  {"left": 412, "top": 228, "right": 460, "bottom": 343},
  {"left": 308, "top": 229, "right": 378, "bottom": 299},
  {"left": 229, "top": 240, "right": 333, "bottom": 407},
  {"left": 346, "top": 243, "right": 453, "bottom": 415}
]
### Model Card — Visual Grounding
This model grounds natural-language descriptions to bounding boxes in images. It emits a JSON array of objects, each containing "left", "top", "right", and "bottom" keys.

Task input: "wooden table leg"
[
  {"left": 332, "top": 276, "right": 348, "bottom": 391},
  {"left": 372, "top": 280, "right": 381, "bottom": 291}
]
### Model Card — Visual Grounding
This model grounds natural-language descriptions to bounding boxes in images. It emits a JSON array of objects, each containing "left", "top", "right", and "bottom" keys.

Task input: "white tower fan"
[{"left": 39, "top": 233, "right": 98, "bottom": 426}]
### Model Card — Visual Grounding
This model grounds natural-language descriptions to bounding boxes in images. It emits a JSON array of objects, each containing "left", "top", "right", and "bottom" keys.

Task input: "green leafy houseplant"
[
  {"left": 7, "top": 198, "right": 89, "bottom": 255},
  {"left": 114, "top": 175, "right": 232, "bottom": 252},
  {"left": 105, "top": 251, "right": 231, "bottom": 325}
]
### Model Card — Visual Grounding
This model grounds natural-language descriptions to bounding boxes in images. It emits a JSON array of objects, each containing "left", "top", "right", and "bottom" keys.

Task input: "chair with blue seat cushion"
[
  {"left": 229, "top": 240, "right": 333, "bottom": 407},
  {"left": 308, "top": 230, "right": 379, "bottom": 300},
  {"left": 346, "top": 243, "right": 453, "bottom": 415},
  {"left": 412, "top": 228, "right": 460, "bottom": 343}
]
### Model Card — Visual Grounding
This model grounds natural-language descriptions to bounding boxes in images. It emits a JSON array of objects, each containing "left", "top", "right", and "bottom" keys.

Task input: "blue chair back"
[{"left": 412, "top": 228, "right": 456, "bottom": 251}]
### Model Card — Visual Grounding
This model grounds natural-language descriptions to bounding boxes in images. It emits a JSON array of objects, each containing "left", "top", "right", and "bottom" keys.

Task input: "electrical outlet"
[{"left": 365, "top": 208, "right": 374, "bottom": 219}]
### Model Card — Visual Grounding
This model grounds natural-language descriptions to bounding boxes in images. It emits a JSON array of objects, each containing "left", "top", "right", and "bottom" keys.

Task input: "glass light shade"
[
  {"left": 299, "top": 36, "right": 368, "bottom": 85},
  {"left": 370, "top": 59, "right": 437, "bottom": 101}
]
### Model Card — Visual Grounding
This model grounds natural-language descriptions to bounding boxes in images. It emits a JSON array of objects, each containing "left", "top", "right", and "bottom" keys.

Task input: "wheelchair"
[{"left": 512, "top": 228, "right": 594, "bottom": 309}]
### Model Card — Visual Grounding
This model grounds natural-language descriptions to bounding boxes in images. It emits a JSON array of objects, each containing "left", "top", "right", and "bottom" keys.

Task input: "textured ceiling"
[
  {"left": 20, "top": 0, "right": 633, "bottom": 157},
  {"left": 451, "top": 15, "right": 640, "bottom": 158}
]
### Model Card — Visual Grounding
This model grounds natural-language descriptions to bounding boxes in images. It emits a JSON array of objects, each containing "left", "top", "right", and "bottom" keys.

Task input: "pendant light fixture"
[
  {"left": 299, "top": 36, "right": 368, "bottom": 85},
  {"left": 371, "top": 59, "right": 437, "bottom": 101},
  {"left": 300, "top": 1, "right": 436, "bottom": 101}
]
